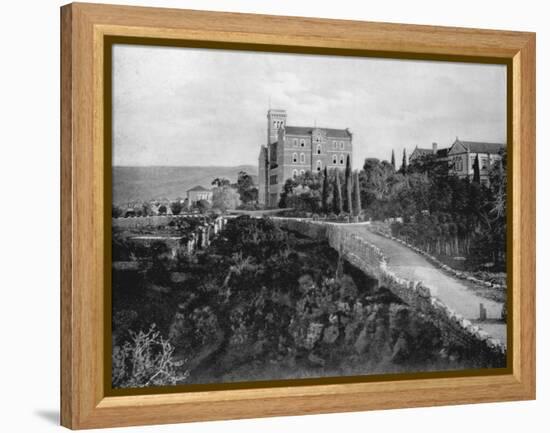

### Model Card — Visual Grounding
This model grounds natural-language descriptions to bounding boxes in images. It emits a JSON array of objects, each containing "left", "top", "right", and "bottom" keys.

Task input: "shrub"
[{"left": 112, "top": 324, "right": 188, "bottom": 388}]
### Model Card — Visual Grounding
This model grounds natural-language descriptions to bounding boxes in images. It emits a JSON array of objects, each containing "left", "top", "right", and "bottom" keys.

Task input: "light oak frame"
[{"left": 61, "top": 2, "right": 536, "bottom": 429}]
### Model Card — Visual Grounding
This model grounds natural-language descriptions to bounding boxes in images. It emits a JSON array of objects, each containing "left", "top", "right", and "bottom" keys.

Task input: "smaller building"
[
  {"left": 186, "top": 185, "right": 213, "bottom": 205},
  {"left": 409, "top": 142, "right": 449, "bottom": 163},
  {"left": 447, "top": 138, "right": 505, "bottom": 186}
]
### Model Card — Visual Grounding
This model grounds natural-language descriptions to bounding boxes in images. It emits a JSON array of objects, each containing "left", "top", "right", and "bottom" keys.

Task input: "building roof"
[
  {"left": 452, "top": 138, "right": 505, "bottom": 154},
  {"left": 285, "top": 125, "right": 351, "bottom": 138},
  {"left": 410, "top": 146, "right": 449, "bottom": 159},
  {"left": 187, "top": 185, "right": 211, "bottom": 192},
  {"left": 411, "top": 147, "right": 433, "bottom": 156}
]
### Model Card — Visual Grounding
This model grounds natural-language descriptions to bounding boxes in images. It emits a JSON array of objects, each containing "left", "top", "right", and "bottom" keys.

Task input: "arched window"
[
  {"left": 300, "top": 170, "right": 305, "bottom": 176},
  {"left": 316, "top": 144, "right": 322, "bottom": 155},
  {"left": 292, "top": 169, "right": 298, "bottom": 178},
  {"left": 316, "top": 160, "right": 322, "bottom": 171},
  {"left": 293, "top": 138, "right": 298, "bottom": 147},
  {"left": 300, "top": 139, "right": 306, "bottom": 147},
  {"left": 300, "top": 153, "right": 306, "bottom": 164},
  {"left": 340, "top": 154, "right": 345, "bottom": 165},
  {"left": 292, "top": 153, "right": 298, "bottom": 163},
  {"left": 332, "top": 154, "right": 338, "bottom": 164},
  {"left": 333, "top": 141, "right": 338, "bottom": 149}
]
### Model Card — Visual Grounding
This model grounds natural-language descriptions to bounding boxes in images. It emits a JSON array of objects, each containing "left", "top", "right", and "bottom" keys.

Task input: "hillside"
[{"left": 112, "top": 165, "right": 257, "bottom": 204}]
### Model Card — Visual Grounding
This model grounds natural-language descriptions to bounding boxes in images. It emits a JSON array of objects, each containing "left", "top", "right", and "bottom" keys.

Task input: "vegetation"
[
  {"left": 381, "top": 152, "right": 507, "bottom": 271},
  {"left": 112, "top": 217, "right": 489, "bottom": 387},
  {"left": 276, "top": 149, "right": 506, "bottom": 271},
  {"left": 112, "top": 324, "right": 189, "bottom": 388}
]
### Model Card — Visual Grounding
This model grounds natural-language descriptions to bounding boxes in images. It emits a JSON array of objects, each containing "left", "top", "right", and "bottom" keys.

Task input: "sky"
[{"left": 112, "top": 44, "right": 506, "bottom": 170}]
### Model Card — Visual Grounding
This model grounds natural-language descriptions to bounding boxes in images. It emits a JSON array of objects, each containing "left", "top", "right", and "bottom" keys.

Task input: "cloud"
[{"left": 113, "top": 45, "right": 506, "bottom": 169}]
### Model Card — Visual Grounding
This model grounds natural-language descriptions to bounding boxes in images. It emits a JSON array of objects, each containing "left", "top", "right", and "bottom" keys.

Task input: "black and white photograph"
[{"left": 110, "top": 44, "right": 508, "bottom": 390}]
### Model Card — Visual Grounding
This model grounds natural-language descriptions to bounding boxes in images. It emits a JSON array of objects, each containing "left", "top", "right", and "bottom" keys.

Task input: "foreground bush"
[{"left": 112, "top": 324, "right": 188, "bottom": 388}]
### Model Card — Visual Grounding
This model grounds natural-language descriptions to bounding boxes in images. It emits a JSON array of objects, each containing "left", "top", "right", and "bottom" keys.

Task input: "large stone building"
[{"left": 258, "top": 109, "right": 353, "bottom": 207}]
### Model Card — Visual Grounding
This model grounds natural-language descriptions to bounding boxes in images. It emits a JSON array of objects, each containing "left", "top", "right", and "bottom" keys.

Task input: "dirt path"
[{"left": 342, "top": 224, "right": 507, "bottom": 346}]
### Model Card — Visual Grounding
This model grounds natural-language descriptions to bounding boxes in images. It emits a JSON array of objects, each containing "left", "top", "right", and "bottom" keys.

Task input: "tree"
[
  {"left": 321, "top": 166, "right": 329, "bottom": 213},
  {"left": 333, "top": 171, "right": 343, "bottom": 214},
  {"left": 278, "top": 177, "right": 298, "bottom": 208},
  {"left": 473, "top": 154, "right": 481, "bottom": 184},
  {"left": 158, "top": 205, "right": 167, "bottom": 215},
  {"left": 211, "top": 177, "right": 230, "bottom": 188},
  {"left": 235, "top": 171, "right": 258, "bottom": 204},
  {"left": 400, "top": 148, "right": 408, "bottom": 173},
  {"left": 170, "top": 201, "right": 183, "bottom": 215},
  {"left": 142, "top": 202, "right": 152, "bottom": 216},
  {"left": 194, "top": 199, "right": 211, "bottom": 214},
  {"left": 391, "top": 149, "right": 396, "bottom": 171},
  {"left": 112, "top": 205, "right": 123, "bottom": 218},
  {"left": 212, "top": 186, "right": 240, "bottom": 211},
  {"left": 353, "top": 171, "right": 362, "bottom": 216},
  {"left": 344, "top": 155, "right": 352, "bottom": 213}
]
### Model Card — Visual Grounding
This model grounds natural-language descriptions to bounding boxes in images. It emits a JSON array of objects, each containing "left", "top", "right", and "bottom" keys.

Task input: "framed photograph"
[{"left": 60, "top": 3, "right": 535, "bottom": 429}]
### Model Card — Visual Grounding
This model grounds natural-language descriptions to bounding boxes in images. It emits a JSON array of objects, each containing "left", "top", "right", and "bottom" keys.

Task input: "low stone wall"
[
  {"left": 112, "top": 214, "right": 205, "bottom": 229},
  {"left": 123, "top": 216, "right": 228, "bottom": 258},
  {"left": 274, "top": 218, "right": 506, "bottom": 365}
]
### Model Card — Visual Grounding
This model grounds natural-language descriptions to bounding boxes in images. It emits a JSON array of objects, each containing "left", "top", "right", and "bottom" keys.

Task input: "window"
[
  {"left": 300, "top": 153, "right": 306, "bottom": 164},
  {"left": 481, "top": 157, "right": 488, "bottom": 170},
  {"left": 300, "top": 170, "right": 305, "bottom": 176},
  {"left": 292, "top": 153, "right": 298, "bottom": 163},
  {"left": 293, "top": 138, "right": 298, "bottom": 147},
  {"left": 316, "top": 144, "right": 322, "bottom": 155},
  {"left": 340, "top": 141, "right": 344, "bottom": 150},
  {"left": 269, "top": 174, "right": 278, "bottom": 185},
  {"left": 300, "top": 139, "right": 305, "bottom": 147},
  {"left": 316, "top": 160, "right": 322, "bottom": 172},
  {"left": 332, "top": 154, "right": 338, "bottom": 164},
  {"left": 292, "top": 169, "right": 298, "bottom": 178},
  {"left": 453, "top": 156, "right": 463, "bottom": 171},
  {"left": 340, "top": 154, "right": 344, "bottom": 165},
  {"left": 333, "top": 141, "right": 337, "bottom": 149}
]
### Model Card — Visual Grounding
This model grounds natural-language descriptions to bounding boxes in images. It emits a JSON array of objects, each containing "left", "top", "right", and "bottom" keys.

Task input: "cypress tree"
[
  {"left": 391, "top": 149, "right": 396, "bottom": 171},
  {"left": 344, "top": 155, "right": 352, "bottom": 213},
  {"left": 473, "top": 154, "right": 481, "bottom": 183},
  {"left": 353, "top": 171, "right": 362, "bottom": 216},
  {"left": 333, "top": 172, "right": 343, "bottom": 214},
  {"left": 400, "top": 148, "right": 407, "bottom": 173},
  {"left": 321, "top": 166, "right": 329, "bottom": 213}
]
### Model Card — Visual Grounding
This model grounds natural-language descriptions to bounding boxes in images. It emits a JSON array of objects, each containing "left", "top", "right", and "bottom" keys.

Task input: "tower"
[{"left": 267, "top": 109, "right": 287, "bottom": 145}]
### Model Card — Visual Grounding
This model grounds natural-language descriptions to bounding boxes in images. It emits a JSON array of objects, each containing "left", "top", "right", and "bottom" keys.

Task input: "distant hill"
[{"left": 112, "top": 165, "right": 258, "bottom": 204}]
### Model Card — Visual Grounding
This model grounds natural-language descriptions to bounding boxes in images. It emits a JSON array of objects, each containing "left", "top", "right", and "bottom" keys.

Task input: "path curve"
[{"left": 341, "top": 224, "right": 507, "bottom": 346}]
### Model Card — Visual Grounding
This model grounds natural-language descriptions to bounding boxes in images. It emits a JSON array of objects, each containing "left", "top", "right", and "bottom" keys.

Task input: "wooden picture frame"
[{"left": 60, "top": 2, "right": 536, "bottom": 429}]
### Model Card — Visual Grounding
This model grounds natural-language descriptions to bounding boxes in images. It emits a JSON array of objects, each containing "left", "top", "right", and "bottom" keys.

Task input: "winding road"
[{"left": 341, "top": 224, "right": 507, "bottom": 346}]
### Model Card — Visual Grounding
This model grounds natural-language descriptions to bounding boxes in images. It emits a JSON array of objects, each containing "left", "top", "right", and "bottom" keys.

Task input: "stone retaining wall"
[
  {"left": 122, "top": 216, "right": 227, "bottom": 258},
  {"left": 112, "top": 214, "right": 205, "bottom": 229},
  {"left": 274, "top": 218, "right": 506, "bottom": 365}
]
